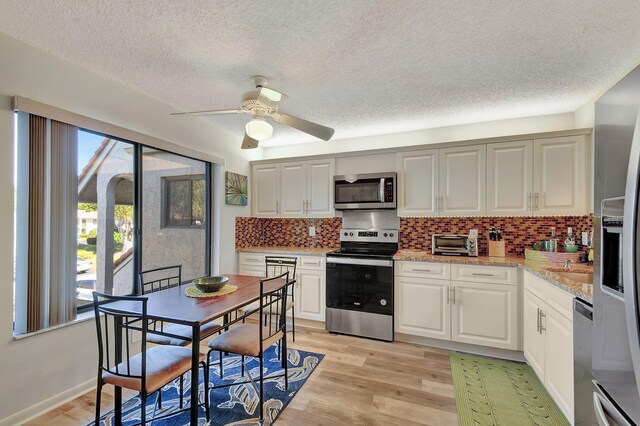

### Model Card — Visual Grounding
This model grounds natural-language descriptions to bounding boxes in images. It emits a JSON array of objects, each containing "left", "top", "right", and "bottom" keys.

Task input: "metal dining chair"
[
  {"left": 206, "top": 272, "right": 290, "bottom": 422},
  {"left": 241, "top": 256, "right": 297, "bottom": 341},
  {"left": 92, "top": 292, "right": 210, "bottom": 425},
  {"left": 138, "top": 265, "right": 221, "bottom": 408}
]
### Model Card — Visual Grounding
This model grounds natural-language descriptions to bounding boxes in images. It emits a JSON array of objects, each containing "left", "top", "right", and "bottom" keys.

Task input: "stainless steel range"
[{"left": 325, "top": 227, "right": 398, "bottom": 341}]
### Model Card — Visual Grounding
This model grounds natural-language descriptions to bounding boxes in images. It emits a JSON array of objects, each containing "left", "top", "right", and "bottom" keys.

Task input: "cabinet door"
[
  {"left": 396, "top": 150, "right": 439, "bottom": 216},
  {"left": 543, "top": 307, "right": 574, "bottom": 423},
  {"left": 487, "top": 140, "right": 533, "bottom": 216},
  {"left": 523, "top": 290, "right": 546, "bottom": 379},
  {"left": 395, "top": 276, "right": 450, "bottom": 340},
  {"left": 252, "top": 164, "right": 280, "bottom": 217},
  {"left": 439, "top": 145, "right": 486, "bottom": 215},
  {"left": 450, "top": 281, "right": 518, "bottom": 350},
  {"left": 306, "top": 159, "right": 335, "bottom": 216},
  {"left": 280, "top": 161, "right": 306, "bottom": 216},
  {"left": 295, "top": 269, "right": 325, "bottom": 321},
  {"left": 533, "top": 135, "right": 588, "bottom": 215}
]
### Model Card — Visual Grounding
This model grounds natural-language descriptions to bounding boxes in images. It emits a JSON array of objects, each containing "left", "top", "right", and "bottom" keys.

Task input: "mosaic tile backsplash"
[{"left": 236, "top": 215, "right": 594, "bottom": 256}]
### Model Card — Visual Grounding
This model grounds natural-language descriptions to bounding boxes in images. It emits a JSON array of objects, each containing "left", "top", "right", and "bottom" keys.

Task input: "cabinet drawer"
[
  {"left": 523, "top": 271, "right": 574, "bottom": 321},
  {"left": 239, "top": 252, "right": 266, "bottom": 266},
  {"left": 451, "top": 264, "right": 517, "bottom": 286},
  {"left": 239, "top": 265, "right": 267, "bottom": 277},
  {"left": 298, "top": 256, "right": 324, "bottom": 270},
  {"left": 395, "top": 261, "right": 450, "bottom": 280}
]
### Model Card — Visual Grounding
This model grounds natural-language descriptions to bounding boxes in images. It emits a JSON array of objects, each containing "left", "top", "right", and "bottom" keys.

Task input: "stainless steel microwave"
[
  {"left": 432, "top": 234, "right": 478, "bottom": 256},
  {"left": 333, "top": 172, "right": 396, "bottom": 210}
]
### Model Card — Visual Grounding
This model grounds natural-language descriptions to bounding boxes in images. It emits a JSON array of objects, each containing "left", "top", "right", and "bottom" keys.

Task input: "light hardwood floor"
[{"left": 26, "top": 326, "right": 458, "bottom": 425}]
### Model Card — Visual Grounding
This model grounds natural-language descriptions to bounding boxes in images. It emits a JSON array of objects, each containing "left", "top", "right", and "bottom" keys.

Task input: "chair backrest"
[
  {"left": 265, "top": 256, "right": 297, "bottom": 279},
  {"left": 93, "top": 292, "right": 148, "bottom": 389},
  {"left": 138, "top": 265, "right": 182, "bottom": 295},
  {"left": 258, "top": 272, "right": 291, "bottom": 348}
]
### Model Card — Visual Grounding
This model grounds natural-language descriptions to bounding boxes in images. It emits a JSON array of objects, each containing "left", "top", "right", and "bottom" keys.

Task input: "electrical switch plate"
[
  {"left": 469, "top": 229, "right": 479, "bottom": 238},
  {"left": 309, "top": 226, "right": 316, "bottom": 236}
]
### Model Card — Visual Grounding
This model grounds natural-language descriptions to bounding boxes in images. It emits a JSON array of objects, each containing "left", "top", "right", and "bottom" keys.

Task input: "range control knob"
[
  {"left": 383, "top": 233, "right": 388, "bottom": 237},
  {"left": 390, "top": 233, "right": 394, "bottom": 237},
  {"left": 344, "top": 232, "right": 348, "bottom": 236},
  {"left": 349, "top": 232, "right": 353, "bottom": 236}
]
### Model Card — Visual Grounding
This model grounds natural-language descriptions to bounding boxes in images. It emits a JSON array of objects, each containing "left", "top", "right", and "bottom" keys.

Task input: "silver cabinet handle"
[
  {"left": 536, "top": 308, "right": 541, "bottom": 333},
  {"left": 451, "top": 286, "right": 456, "bottom": 305},
  {"left": 527, "top": 193, "right": 532, "bottom": 211},
  {"left": 303, "top": 200, "right": 307, "bottom": 214},
  {"left": 307, "top": 200, "right": 311, "bottom": 214},
  {"left": 471, "top": 272, "right": 495, "bottom": 277},
  {"left": 539, "top": 310, "right": 546, "bottom": 333},
  {"left": 413, "top": 268, "right": 434, "bottom": 272},
  {"left": 534, "top": 193, "right": 540, "bottom": 210}
]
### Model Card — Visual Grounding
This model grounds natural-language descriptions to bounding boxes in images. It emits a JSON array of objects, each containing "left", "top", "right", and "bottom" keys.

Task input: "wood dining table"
[{"left": 105, "top": 273, "right": 292, "bottom": 425}]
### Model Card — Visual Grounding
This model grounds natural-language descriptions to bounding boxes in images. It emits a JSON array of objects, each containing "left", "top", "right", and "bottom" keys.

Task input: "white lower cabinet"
[
  {"left": 395, "top": 261, "right": 518, "bottom": 350},
  {"left": 295, "top": 267, "right": 326, "bottom": 322},
  {"left": 238, "top": 252, "right": 326, "bottom": 322},
  {"left": 523, "top": 271, "right": 574, "bottom": 423},
  {"left": 450, "top": 281, "right": 518, "bottom": 350},
  {"left": 395, "top": 276, "right": 450, "bottom": 339}
]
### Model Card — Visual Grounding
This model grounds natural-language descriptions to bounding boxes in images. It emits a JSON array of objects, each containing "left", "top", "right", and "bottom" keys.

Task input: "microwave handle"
[{"left": 379, "top": 178, "right": 385, "bottom": 202}]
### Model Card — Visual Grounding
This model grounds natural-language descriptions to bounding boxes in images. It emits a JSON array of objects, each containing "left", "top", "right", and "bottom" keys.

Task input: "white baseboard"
[{"left": 0, "top": 377, "right": 95, "bottom": 426}]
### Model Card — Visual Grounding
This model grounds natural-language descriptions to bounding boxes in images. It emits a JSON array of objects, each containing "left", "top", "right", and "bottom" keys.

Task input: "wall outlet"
[
  {"left": 469, "top": 229, "right": 479, "bottom": 238},
  {"left": 309, "top": 226, "right": 316, "bottom": 237}
]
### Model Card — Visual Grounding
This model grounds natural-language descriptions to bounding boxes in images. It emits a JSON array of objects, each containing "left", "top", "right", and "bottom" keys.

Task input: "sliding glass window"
[
  {"left": 13, "top": 114, "right": 212, "bottom": 334},
  {"left": 141, "top": 149, "right": 208, "bottom": 282}
]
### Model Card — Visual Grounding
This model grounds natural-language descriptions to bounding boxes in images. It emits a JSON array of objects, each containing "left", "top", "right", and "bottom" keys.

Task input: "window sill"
[{"left": 13, "top": 310, "right": 97, "bottom": 341}]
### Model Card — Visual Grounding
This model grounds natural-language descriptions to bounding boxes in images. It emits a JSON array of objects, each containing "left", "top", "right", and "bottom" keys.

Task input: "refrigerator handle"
[{"left": 622, "top": 110, "right": 640, "bottom": 398}]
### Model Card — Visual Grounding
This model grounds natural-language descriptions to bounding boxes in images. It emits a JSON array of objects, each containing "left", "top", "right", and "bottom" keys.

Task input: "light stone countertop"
[
  {"left": 393, "top": 250, "right": 593, "bottom": 303},
  {"left": 237, "top": 246, "right": 338, "bottom": 255}
]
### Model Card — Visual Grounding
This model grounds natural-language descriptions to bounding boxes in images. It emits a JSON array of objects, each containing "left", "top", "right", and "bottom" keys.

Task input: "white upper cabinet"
[
  {"left": 533, "top": 135, "right": 589, "bottom": 216},
  {"left": 252, "top": 159, "right": 334, "bottom": 218},
  {"left": 396, "top": 150, "right": 439, "bottom": 216},
  {"left": 252, "top": 163, "right": 281, "bottom": 217},
  {"left": 439, "top": 145, "right": 486, "bottom": 216},
  {"left": 306, "top": 159, "right": 334, "bottom": 216},
  {"left": 280, "top": 162, "right": 306, "bottom": 216},
  {"left": 487, "top": 140, "right": 534, "bottom": 216}
]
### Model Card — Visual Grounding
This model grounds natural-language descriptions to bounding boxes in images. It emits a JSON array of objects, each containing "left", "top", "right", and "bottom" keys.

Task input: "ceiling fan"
[{"left": 171, "top": 75, "right": 335, "bottom": 149}]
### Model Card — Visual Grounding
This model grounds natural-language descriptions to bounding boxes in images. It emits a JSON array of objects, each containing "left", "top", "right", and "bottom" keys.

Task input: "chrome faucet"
[{"left": 564, "top": 259, "right": 573, "bottom": 270}]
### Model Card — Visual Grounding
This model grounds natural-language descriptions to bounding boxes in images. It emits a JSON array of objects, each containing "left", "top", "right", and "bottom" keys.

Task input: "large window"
[
  {"left": 13, "top": 113, "right": 213, "bottom": 334},
  {"left": 162, "top": 175, "right": 206, "bottom": 228},
  {"left": 143, "top": 150, "right": 208, "bottom": 282}
]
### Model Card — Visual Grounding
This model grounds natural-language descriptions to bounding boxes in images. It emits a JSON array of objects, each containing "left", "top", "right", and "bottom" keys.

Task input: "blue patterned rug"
[{"left": 92, "top": 345, "right": 323, "bottom": 425}]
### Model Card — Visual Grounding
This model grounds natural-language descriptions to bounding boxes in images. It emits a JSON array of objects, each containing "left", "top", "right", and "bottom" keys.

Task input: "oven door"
[{"left": 326, "top": 257, "right": 393, "bottom": 315}]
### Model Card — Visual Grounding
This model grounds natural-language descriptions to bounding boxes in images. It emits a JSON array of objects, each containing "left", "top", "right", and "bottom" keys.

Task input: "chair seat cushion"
[
  {"left": 242, "top": 299, "right": 294, "bottom": 315},
  {"left": 207, "top": 324, "right": 284, "bottom": 357},
  {"left": 147, "top": 321, "right": 221, "bottom": 346},
  {"left": 102, "top": 345, "right": 205, "bottom": 393}
]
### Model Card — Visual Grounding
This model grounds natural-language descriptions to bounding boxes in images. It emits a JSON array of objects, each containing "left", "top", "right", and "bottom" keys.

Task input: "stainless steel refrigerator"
[{"left": 593, "top": 63, "right": 640, "bottom": 425}]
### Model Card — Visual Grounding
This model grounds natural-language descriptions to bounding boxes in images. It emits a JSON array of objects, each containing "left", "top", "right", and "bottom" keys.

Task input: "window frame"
[{"left": 160, "top": 174, "right": 207, "bottom": 229}]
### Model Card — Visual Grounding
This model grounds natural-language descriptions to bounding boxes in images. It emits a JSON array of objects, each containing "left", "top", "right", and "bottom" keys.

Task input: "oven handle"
[{"left": 326, "top": 257, "right": 393, "bottom": 267}]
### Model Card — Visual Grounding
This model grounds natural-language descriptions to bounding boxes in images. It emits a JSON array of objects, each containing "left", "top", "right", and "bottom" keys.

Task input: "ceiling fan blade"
[
  {"left": 171, "top": 108, "right": 243, "bottom": 117},
  {"left": 258, "top": 86, "right": 288, "bottom": 103},
  {"left": 241, "top": 133, "right": 259, "bottom": 149},
  {"left": 272, "top": 112, "right": 335, "bottom": 141}
]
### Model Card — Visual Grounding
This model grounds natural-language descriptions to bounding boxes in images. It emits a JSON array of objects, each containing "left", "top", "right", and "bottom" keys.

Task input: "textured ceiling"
[{"left": 1, "top": 1, "right": 640, "bottom": 147}]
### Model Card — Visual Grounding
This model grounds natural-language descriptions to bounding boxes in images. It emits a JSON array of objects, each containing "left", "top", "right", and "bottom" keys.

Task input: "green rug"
[{"left": 450, "top": 353, "right": 569, "bottom": 426}]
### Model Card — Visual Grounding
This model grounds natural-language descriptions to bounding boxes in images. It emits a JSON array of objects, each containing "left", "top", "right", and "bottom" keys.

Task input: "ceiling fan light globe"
[{"left": 245, "top": 118, "right": 273, "bottom": 141}]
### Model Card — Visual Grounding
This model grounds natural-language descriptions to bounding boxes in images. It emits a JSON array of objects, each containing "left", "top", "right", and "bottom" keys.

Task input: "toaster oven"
[{"left": 432, "top": 234, "right": 478, "bottom": 256}]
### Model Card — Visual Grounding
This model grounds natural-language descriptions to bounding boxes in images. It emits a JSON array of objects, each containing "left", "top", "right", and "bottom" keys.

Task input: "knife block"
[{"left": 488, "top": 239, "right": 506, "bottom": 257}]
